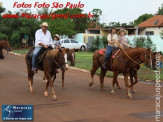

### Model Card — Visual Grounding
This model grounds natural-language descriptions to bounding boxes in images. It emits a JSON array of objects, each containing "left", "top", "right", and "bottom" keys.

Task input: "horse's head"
[
  {"left": 139, "top": 48, "right": 156, "bottom": 69},
  {"left": 56, "top": 48, "right": 66, "bottom": 68},
  {"left": 64, "top": 48, "right": 75, "bottom": 66},
  {"left": 0, "top": 41, "right": 12, "bottom": 52}
]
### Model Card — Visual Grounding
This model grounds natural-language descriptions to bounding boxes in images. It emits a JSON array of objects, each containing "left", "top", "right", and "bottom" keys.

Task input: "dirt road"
[{"left": 0, "top": 53, "right": 162, "bottom": 122}]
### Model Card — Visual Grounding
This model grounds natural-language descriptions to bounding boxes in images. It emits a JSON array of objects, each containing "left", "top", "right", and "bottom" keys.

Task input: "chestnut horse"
[
  {"left": 25, "top": 48, "right": 67, "bottom": 101},
  {"left": 89, "top": 47, "right": 154, "bottom": 98},
  {"left": 0, "top": 40, "right": 12, "bottom": 59},
  {"left": 42, "top": 48, "right": 76, "bottom": 88}
]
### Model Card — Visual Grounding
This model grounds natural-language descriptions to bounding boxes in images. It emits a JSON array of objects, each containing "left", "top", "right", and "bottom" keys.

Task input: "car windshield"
[{"left": 64, "top": 40, "right": 70, "bottom": 43}]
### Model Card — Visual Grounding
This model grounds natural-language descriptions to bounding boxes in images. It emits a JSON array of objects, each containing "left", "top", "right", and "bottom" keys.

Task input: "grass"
[{"left": 12, "top": 49, "right": 163, "bottom": 81}]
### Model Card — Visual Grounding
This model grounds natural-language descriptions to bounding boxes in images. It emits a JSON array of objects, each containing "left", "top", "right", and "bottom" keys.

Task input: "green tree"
[
  {"left": 91, "top": 9, "right": 102, "bottom": 27},
  {"left": 101, "top": 35, "right": 107, "bottom": 48},
  {"left": 156, "top": 3, "right": 163, "bottom": 15},
  {"left": 90, "top": 36, "right": 101, "bottom": 51},
  {"left": 133, "top": 36, "right": 156, "bottom": 51},
  {"left": 0, "top": 7, "right": 5, "bottom": 14},
  {"left": 134, "top": 14, "right": 153, "bottom": 25}
]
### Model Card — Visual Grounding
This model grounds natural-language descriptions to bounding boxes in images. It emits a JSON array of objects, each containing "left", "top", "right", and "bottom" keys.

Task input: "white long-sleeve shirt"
[{"left": 35, "top": 29, "right": 53, "bottom": 47}]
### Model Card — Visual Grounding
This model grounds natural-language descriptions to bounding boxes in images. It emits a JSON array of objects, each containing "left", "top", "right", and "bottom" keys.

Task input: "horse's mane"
[{"left": 46, "top": 49, "right": 60, "bottom": 58}]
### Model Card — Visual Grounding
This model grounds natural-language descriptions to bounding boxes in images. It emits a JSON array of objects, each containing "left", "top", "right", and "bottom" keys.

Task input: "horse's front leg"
[
  {"left": 124, "top": 72, "right": 133, "bottom": 98},
  {"left": 44, "top": 71, "right": 57, "bottom": 101},
  {"left": 111, "top": 71, "right": 118, "bottom": 94},
  {"left": 131, "top": 71, "right": 138, "bottom": 93}
]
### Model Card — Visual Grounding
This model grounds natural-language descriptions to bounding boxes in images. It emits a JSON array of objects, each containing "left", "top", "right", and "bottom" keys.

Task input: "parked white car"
[{"left": 60, "top": 39, "right": 87, "bottom": 51}]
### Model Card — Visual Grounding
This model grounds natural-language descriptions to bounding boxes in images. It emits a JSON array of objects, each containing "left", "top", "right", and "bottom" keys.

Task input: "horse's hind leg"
[
  {"left": 42, "top": 75, "right": 48, "bottom": 84},
  {"left": 99, "top": 69, "right": 107, "bottom": 89},
  {"left": 89, "top": 65, "right": 99, "bottom": 87},
  {"left": 61, "top": 68, "right": 65, "bottom": 88},
  {"left": 27, "top": 64, "right": 34, "bottom": 93}
]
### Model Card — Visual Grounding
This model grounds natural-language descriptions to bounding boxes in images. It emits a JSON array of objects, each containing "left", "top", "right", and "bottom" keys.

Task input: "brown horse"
[
  {"left": 25, "top": 48, "right": 67, "bottom": 101},
  {"left": 128, "top": 52, "right": 157, "bottom": 93},
  {"left": 42, "top": 48, "right": 76, "bottom": 88},
  {"left": 89, "top": 47, "right": 154, "bottom": 98},
  {"left": 0, "top": 40, "right": 12, "bottom": 59}
]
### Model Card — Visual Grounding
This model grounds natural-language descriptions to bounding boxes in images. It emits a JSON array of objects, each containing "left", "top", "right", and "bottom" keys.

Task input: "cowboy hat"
[
  {"left": 117, "top": 29, "right": 127, "bottom": 35},
  {"left": 53, "top": 34, "right": 60, "bottom": 40},
  {"left": 39, "top": 22, "right": 49, "bottom": 27}
]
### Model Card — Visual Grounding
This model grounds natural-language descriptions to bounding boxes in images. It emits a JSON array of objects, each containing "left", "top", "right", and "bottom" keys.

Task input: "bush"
[
  {"left": 89, "top": 36, "right": 101, "bottom": 51},
  {"left": 133, "top": 36, "right": 156, "bottom": 52},
  {"left": 101, "top": 35, "right": 107, "bottom": 48},
  {"left": 10, "top": 31, "right": 21, "bottom": 48},
  {"left": 0, "top": 33, "right": 7, "bottom": 40}
]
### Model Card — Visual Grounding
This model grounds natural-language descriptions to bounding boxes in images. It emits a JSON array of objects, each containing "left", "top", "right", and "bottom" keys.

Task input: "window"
[
  {"left": 145, "top": 31, "right": 154, "bottom": 35},
  {"left": 64, "top": 40, "right": 70, "bottom": 43},
  {"left": 70, "top": 39, "right": 77, "bottom": 43}
]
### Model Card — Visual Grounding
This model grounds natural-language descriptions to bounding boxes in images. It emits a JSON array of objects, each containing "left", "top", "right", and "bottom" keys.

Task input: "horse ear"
[
  {"left": 65, "top": 48, "right": 70, "bottom": 52},
  {"left": 59, "top": 48, "right": 62, "bottom": 52},
  {"left": 153, "top": 52, "right": 157, "bottom": 55},
  {"left": 147, "top": 48, "right": 151, "bottom": 51}
]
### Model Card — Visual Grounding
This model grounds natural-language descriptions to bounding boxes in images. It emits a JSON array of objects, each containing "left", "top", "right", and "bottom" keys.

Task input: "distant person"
[
  {"left": 32, "top": 22, "right": 53, "bottom": 73},
  {"left": 102, "top": 28, "right": 119, "bottom": 69},
  {"left": 53, "top": 34, "right": 61, "bottom": 49},
  {"left": 118, "top": 29, "right": 132, "bottom": 48}
]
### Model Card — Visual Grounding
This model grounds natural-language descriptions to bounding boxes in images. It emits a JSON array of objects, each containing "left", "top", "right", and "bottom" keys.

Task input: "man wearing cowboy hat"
[
  {"left": 118, "top": 29, "right": 132, "bottom": 48},
  {"left": 32, "top": 22, "right": 53, "bottom": 73}
]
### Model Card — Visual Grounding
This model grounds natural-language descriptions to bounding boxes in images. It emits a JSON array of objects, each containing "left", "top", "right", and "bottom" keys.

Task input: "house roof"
[
  {"left": 87, "top": 22, "right": 102, "bottom": 30},
  {"left": 138, "top": 15, "right": 163, "bottom": 28}
]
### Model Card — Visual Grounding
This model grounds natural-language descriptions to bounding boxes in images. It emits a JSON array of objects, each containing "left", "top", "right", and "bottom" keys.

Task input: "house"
[
  {"left": 85, "top": 23, "right": 137, "bottom": 36},
  {"left": 0, "top": 2, "right": 2, "bottom": 7},
  {"left": 138, "top": 15, "right": 163, "bottom": 35}
]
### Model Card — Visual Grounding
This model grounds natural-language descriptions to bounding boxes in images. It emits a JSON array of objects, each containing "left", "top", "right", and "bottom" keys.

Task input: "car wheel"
[{"left": 80, "top": 46, "right": 85, "bottom": 51}]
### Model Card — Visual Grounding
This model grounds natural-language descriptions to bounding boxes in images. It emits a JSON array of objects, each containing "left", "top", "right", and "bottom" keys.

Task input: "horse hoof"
[
  {"left": 52, "top": 95, "right": 57, "bottom": 101},
  {"left": 89, "top": 83, "right": 93, "bottom": 87},
  {"left": 29, "top": 87, "right": 34, "bottom": 93},
  {"left": 42, "top": 80, "right": 48, "bottom": 84},
  {"left": 131, "top": 89, "right": 136, "bottom": 93},
  {"left": 128, "top": 94, "right": 133, "bottom": 98},
  {"left": 44, "top": 91, "right": 48, "bottom": 97},
  {"left": 111, "top": 90, "right": 115, "bottom": 94},
  {"left": 118, "top": 87, "right": 121, "bottom": 89}
]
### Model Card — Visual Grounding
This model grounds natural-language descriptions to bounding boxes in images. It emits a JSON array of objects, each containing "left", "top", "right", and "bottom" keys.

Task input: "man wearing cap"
[{"left": 32, "top": 22, "right": 53, "bottom": 73}]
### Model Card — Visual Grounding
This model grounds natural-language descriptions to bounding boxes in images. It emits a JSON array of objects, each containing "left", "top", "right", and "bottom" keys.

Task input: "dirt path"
[{"left": 0, "top": 53, "right": 162, "bottom": 122}]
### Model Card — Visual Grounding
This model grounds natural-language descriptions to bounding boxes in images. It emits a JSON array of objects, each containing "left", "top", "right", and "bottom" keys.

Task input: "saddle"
[
  {"left": 99, "top": 48, "right": 121, "bottom": 71},
  {"left": 28, "top": 46, "right": 53, "bottom": 70}
]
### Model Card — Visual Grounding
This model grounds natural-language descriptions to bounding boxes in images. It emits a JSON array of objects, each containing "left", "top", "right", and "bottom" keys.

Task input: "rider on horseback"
[
  {"left": 117, "top": 29, "right": 132, "bottom": 48},
  {"left": 102, "top": 28, "right": 119, "bottom": 69},
  {"left": 32, "top": 22, "right": 53, "bottom": 73}
]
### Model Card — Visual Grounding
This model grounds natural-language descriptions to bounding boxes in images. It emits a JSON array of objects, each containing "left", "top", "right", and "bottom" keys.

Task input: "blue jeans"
[
  {"left": 104, "top": 45, "right": 113, "bottom": 62},
  {"left": 32, "top": 46, "right": 43, "bottom": 70}
]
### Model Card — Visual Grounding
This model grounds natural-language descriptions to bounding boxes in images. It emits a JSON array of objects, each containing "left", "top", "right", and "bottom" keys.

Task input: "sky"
[{"left": 0, "top": 0, "right": 162, "bottom": 24}]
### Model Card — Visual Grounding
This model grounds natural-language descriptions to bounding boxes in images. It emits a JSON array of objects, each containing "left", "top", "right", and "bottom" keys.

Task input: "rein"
[
  {"left": 119, "top": 46, "right": 141, "bottom": 66},
  {"left": 50, "top": 57, "right": 65, "bottom": 69}
]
